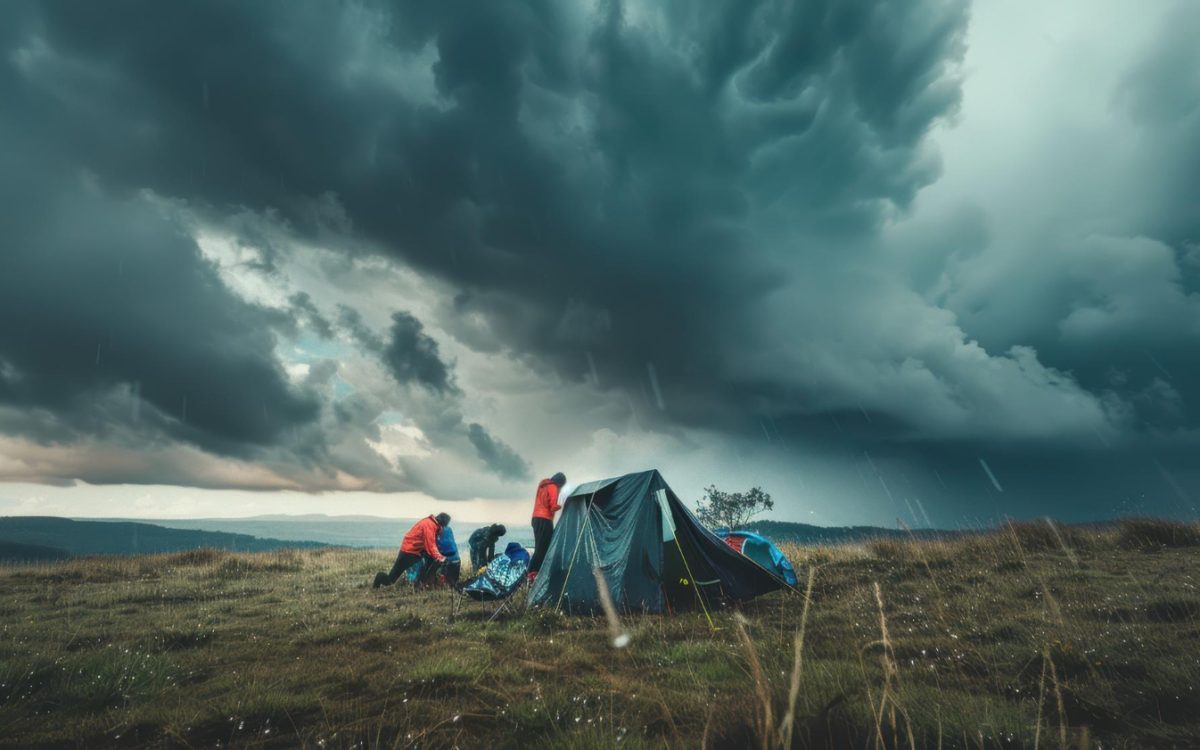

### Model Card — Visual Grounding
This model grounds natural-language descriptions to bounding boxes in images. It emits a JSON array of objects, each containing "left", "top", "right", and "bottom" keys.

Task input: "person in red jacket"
[
  {"left": 528, "top": 472, "right": 566, "bottom": 582},
  {"left": 373, "top": 512, "right": 451, "bottom": 589}
]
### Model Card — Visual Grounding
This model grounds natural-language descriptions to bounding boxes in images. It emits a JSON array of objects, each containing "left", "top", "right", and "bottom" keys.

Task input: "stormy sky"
[{"left": 1, "top": 0, "right": 1197, "bottom": 527}]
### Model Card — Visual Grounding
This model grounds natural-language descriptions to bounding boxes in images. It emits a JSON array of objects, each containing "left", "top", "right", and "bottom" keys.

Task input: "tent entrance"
[{"left": 658, "top": 490, "right": 726, "bottom": 613}]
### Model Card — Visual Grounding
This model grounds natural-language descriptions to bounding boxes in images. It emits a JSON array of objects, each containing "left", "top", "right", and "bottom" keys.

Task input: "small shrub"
[{"left": 1116, "top": 518, "right": 1200, "bottom": 550}]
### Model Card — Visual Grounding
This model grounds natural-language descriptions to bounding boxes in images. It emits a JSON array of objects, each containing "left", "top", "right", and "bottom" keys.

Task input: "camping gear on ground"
[
  {"left": 714, "top": 529, "right": 798, "bottom": 586},
  {"left": 407, "top": 526, "right": 460, "bottom": 586},
  {"left": 526, "top": 469, "right": 784, "bottom": 617},
  {"left": 503, "top": 541, "right": 530, "bottom": 566},
  {"left": 459, "top": 542, "right": 531, "bottom": 620}
]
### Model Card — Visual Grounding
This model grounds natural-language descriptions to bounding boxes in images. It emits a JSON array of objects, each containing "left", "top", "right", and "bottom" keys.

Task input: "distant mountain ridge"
[
  {"left": 0, "top": 516, "right": 327, "bottom": 559},
  {"left": 0, "top": 514, "right": 963, "bottom": 563},
  {"left": 743, "top": 519, "right": 962, "bottom": 545},
  {"left": 87, "top": 515, "right": 431, "bottom": 550},
  {"left": 0, "top": 539, "right": 71, "bottom": 562}
]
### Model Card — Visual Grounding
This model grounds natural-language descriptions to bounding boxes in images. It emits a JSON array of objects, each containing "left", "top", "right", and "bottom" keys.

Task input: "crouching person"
[
  {"left": 431, "top": 524, "right": 461, "bottom": 587},
  {"left": 468, "top": 523, "right": 507, "bottom": 572},
  {"left": 373, "top": 513, "right": 450, "bottom": 589}
]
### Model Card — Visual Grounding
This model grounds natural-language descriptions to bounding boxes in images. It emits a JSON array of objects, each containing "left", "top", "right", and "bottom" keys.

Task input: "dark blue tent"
[
  {"left": 715, "top": 529, "right": 798, "bottom": 586},
  {"left": 527, "top": 470, "right": 783, "bottom": 614}
]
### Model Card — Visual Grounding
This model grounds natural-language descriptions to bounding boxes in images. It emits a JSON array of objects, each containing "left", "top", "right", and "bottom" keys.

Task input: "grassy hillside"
[
  {"left": 1, "top": 519, "right": 1198, "bottom": 748},
  {"left": 0, "top": 516, "right": 328, "bottom": 557}
]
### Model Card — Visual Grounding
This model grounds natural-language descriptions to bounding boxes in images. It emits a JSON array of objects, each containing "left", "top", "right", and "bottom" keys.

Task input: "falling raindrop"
[
  {"left": 1145, "top": 351, "right": 1172, "bottom": 380},
  {"left": 978, "top": 458, "right": 1003, "bottom": 493},
  {"left": 646, "top": 363, "right": 665, "bottom": 410},
  {"left": 858, "top": 403, "right": 872, "bottom": 423},
  {"left": 769, "top": 417, "right": 786, "bottom": 447},
  {"left": 913, "top": 496, "right": 934, "bottom": 528},
  {"left": 1152, "top": 458, "right": 1194, "bottom": 514},
  {"left": 586, "top": 351, "right": 599, "bottom": 386}
]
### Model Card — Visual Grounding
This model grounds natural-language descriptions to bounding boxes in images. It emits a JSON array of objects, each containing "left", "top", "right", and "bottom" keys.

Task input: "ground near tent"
[{"left": 1, "top": 519, "right": 1198, "bottom": 747}]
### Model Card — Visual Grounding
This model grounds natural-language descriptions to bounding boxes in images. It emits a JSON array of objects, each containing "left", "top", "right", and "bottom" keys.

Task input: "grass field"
[{"left": 2, "top": 519, "right": 1199, "bottom": 748}]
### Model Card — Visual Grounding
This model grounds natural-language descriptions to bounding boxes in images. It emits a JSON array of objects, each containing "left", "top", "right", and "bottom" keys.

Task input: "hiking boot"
[
  {"left": 526, "top": 571, "right": 538, "bottom": 584},
  {"left": 372, "top": 571, "right": 388, "bottom": 589}
]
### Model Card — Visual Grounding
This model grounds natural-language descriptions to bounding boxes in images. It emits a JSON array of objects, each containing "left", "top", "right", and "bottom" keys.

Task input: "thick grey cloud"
[
  {"left": 0, "top": 148, "right": 320, "bottom": 460},
  {"left": 466, "top": 422, "right": 531, "bottom": 481},
  {"left": 3, "top": 0, "right": 968, "bottom": 427},
  {"left": 383, "top": 312, "right": 457, "bottom": 395},
  {"left": 2, "top": 0, "right": 1197, "bottom": 520}
]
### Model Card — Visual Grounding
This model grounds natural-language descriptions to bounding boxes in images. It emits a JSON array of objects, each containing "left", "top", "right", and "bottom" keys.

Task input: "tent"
[
  {"left": 715, "top": 529, "right": 798, "bottom": 586},
  {"left": 527, "top": 469, "right": 784, "bottom": 614}
]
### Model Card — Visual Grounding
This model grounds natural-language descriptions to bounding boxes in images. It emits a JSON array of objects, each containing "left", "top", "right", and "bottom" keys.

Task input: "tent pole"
[{"left": 672, "top": 532, "right": 717, "bottom": 630}]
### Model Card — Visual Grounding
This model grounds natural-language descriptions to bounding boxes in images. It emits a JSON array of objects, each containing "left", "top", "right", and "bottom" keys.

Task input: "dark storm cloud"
[
  {"left": 0, "top": 146, "right": 320, "bottom": 459},
  {"left": 12, "top": 0, "right": 1195, "bottom": 517},
  {"left": 383, "top": 312, "right": 458, "bottom": 395},
  {"left": 3, "top": 0, "right": 969, "bottom": 433},
  {"left": 466, "top": 422, "right": 531, "bottom": 481}
]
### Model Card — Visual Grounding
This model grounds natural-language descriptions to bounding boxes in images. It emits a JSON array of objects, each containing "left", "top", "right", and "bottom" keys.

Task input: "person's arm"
[
  {"left": 548, "top": 484, "right": 561, "bottom": 515},
  {"left": 485, "top": 540, "right": 495, "bottom": 561},
  {"left": 424, "top": 521, "right": 445, "bottom": 562}
]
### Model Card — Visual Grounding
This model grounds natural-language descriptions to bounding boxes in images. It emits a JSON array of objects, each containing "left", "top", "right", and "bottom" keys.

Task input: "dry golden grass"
[{"left": 2, "top": 523, "right": 1199, "bottom": 748}]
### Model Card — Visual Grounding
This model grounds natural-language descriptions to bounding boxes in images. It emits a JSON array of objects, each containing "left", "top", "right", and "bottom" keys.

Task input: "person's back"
[
  {"left": 528, "top": 472, "right": 566, "bottom": 582},
  {"left": 468, "top": 523, "right": 506, "bottom": 571},
  {"left": 373, "top": 512, "right": 451, "bottom": 589}
]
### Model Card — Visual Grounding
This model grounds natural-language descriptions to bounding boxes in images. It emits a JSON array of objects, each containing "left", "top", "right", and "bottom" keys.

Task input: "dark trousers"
[
  {"left": 378, "top": 550, "right": 432, "bottom": 586},
  {"left": 529, "top": 517, "right": 554, "bottom": 573},
  {"left": 469, "top": 543, "right": 494, "bottom": 572}
]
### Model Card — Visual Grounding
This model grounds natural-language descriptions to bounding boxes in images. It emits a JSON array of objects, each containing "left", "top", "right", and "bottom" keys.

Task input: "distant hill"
[
  {"left": 88, "top": 515, "right": 536, "bottom": 549},
  {"left": 743, "top": 519, "right": 962, "bottom": 545},
  {"left": 89, "top": 515, "right": 428, "bottom": 549},
  {"left": 0, "top": 517, "right": 328, "bottom": 558},
  {"left": 0, "top": 540, "right": 71, "bottom": 563}
]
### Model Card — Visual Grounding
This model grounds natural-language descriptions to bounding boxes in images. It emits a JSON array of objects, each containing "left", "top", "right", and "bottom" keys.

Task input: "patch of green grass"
[{"left": 1, "top": 527, "right": 1198, "bottom": 747}]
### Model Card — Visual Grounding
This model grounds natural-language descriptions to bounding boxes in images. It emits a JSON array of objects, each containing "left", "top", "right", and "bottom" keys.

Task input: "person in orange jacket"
[
  {"left": 528, "top": 472, "right": 566, "bottom": 582},
  {"left": 373, "top": 512, "right": 451, "bottom": 589}
]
